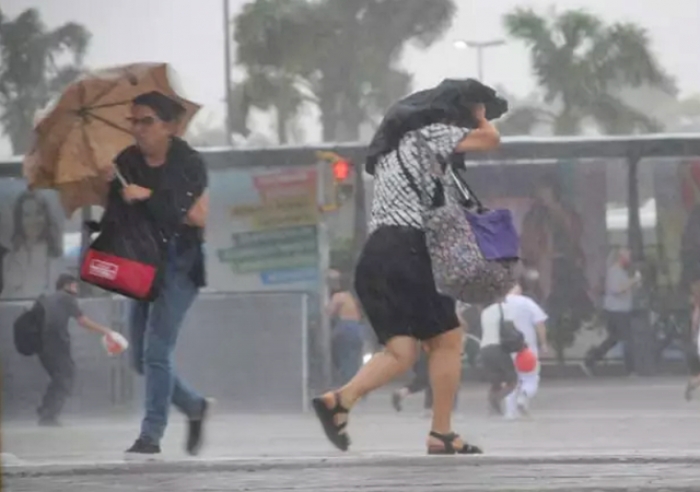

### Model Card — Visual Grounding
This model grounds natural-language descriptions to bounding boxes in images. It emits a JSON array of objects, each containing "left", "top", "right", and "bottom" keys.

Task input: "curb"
[{"left": 6, "top": 453, "right": 700, "bottom": 478}]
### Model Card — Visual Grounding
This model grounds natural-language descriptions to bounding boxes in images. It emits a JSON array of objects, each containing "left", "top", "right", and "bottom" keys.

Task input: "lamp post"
[
  {"left": 453, "top": 39, "right": 506, "bottom": 81},
  {"left": 223, "top": 0, "right": 233, "bottom": 146}
]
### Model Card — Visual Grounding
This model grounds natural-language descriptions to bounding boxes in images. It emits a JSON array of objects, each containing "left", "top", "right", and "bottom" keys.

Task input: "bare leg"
[
  {"left": 318, "top": 335, "right": 419, "bottom": 421},
  {"left": 424, "top": 328, "right": 462, "bottom": 446}
]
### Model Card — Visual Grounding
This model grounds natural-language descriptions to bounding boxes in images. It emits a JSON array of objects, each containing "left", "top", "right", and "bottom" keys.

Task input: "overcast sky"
[{"left": 2, "top": 0, "right": 699, "bottom": 156}]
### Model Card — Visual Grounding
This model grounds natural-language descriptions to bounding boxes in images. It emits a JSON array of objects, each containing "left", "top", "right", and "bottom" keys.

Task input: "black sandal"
[
  {"left": 311, "top": 393, "right": 350, "bottom": 451},
  {"left": 427, "top": 431, "right": 483, "bottom": 455}
]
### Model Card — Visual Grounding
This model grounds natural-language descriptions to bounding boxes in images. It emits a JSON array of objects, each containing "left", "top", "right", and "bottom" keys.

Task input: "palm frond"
[
  {"left": 595, "top": 23, "right": 674, "bottom": 92},
  {"left": 589, "top": 94, "right": 663, "bottom": 134},
  {"left": 554, "top": 9, "right": 602, "bottom": 50},
  {"left": 44, "top": 22, "right": 90, "bottom": 65},
  {"left": 504, "top": 8, "right": 559, "bottom": 93}
]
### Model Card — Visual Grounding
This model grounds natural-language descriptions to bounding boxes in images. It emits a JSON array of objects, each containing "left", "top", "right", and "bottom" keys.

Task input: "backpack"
[
  {"left": 498, "top": 303, "right": 525, "bottom": 354},
  {"left": 13, "top": 297, "right": 46, "bottom": 356}
]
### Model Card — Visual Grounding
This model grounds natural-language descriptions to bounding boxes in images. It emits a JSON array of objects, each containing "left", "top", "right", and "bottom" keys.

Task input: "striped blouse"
[{"left": 369, "top": 123, "right": 469, "bottom": 231}]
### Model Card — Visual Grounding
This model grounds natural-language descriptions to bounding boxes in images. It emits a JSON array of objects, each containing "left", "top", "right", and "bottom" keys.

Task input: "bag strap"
[
  {"left": 395, "top": 131, "right": 486, "bottom": 213},
  {"left": 395, "top": 146, "right": 441, "bottom": 209},
  {"left": 446, "top": 157, "right": 487, "bottom": 213},
  {"left": 498, "top": 303, "right": 506, "bottom": 331}
]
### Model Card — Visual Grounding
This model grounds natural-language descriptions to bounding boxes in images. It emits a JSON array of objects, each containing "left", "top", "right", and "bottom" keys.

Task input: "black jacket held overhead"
[
  {"left": 366, "top": 78, "right": 508, "bottom": 175},
  {"left": 94, "top": 137, "right": 208, "bottom": 288}
]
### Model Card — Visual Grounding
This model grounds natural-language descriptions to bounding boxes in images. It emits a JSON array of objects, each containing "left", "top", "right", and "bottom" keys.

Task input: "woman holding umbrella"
[
  {"left": 23, "top": 65, "right": 210, "bottom": 458},
  {"left": 107, "top": 91, "right": 211, "bottom": 458}
]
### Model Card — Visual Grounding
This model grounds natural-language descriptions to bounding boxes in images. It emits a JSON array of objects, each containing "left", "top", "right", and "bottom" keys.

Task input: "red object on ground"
[{"left": 515, "top": 347, "right": 538, "bottom": 373}]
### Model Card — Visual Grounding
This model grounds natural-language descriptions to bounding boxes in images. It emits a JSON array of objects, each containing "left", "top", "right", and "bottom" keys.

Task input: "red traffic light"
[{"left": 332, "top": 159, "right": 351, "bottom": 181}]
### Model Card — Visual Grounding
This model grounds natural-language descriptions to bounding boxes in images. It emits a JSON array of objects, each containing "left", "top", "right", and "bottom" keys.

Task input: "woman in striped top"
[{"left": 312, "top": 103, "right": 500, "bottom": 455}]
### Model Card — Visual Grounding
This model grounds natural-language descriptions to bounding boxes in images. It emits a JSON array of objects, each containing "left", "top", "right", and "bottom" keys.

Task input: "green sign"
[{"left": 217, "top": 225, "right": 318, "bottom": 274}]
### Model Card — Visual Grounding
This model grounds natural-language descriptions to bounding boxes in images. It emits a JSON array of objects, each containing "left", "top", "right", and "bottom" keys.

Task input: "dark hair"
[
  {"left": 56, "top": 273, "right": 77, "bottom": 291},
  {"left": 132, "top": 91, "right": 186, "bottom": 123},
  {"left": 11, "top": 191, "right": 62, "bottom": 258}
]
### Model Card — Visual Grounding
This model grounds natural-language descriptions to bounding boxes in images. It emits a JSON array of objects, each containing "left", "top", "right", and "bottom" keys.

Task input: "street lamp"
[
  {"left": 223, "top": 0, "right": 233, "bottom": 146},
  {"left": 453, "top": 39, "right": 506, "bottom": 81}
]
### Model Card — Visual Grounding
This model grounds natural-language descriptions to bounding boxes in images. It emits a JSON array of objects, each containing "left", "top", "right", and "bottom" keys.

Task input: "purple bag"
[
  {"left": 396, "top": 136, "right": 518, "bottom": 304},
  {"left": 465, "top": 208, "right": 519, "bottom": 261}
]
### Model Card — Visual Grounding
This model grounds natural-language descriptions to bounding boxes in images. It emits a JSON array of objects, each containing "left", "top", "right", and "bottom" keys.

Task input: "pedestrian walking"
[
  {"left": 33, "top": 274, "right": 117, "bottom": 426},
  {"left": 311, "top": 98, "right": 501, "bottom": 455},
  {"left": 501, "top": 283, "right": 549, "bottom": 419},
  {"left": 585, "top": 247, "right": 641, "bottom": 375},
  {"left": 98, "top": 92, "right": 211, "bottom": 458}
]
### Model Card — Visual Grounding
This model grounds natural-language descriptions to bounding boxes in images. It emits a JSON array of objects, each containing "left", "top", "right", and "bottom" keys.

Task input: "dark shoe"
[
  {"left": 186, "top": 398, "right": 213, "bottom": 456},
  {"left": 427, "top": 431, "right": 483, "bottom": 455},
  {"left": 125, "top": 438, "right": 161, "bottom": 460},
  {"left": 311, "top": 392, "right": 350, "bottom": 452}
]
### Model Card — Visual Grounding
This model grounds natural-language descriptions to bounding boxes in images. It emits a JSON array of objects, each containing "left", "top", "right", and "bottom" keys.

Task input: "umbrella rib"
[
  {"left": 88, "top": 100, "right": 133, "bottom": 110},
  {"left": 84, "top": 69, "right": 130, "bottom": 108},
  {"left": 81, "top": 122, "right": 103, "bottom": 174},
  {"left": 84, "top": 111, "right": 133, "bottom": 135}
]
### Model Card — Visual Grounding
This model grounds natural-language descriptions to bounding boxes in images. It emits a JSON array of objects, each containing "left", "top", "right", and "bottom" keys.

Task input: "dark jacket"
[
  {"left": 95, "top": 137, "right": 208, "bottom": 289},
  {"left": 365, "top": 78, "right": 508, "bottom": 175}
]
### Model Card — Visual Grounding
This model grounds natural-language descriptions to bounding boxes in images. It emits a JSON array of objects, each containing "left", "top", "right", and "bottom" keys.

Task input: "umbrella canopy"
[
  {"left": 365, "top": 78, "right": 508, "bottom": 175},
  {"left": 23, "top": 62, "right": 200, "bottom": 215}
]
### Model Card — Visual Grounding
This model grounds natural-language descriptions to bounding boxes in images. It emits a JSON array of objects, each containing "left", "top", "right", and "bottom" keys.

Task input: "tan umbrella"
[{"left": 23, "top": 62, "right": 201, "bottom": 215}]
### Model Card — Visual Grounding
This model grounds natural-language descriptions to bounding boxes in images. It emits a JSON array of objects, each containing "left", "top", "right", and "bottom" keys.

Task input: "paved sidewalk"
[
  {"left": 5, "top": 455, "right": 700, "bottom": 491},
  {"left": 3, "top": 379, "right": 700, "bottom": 491}
]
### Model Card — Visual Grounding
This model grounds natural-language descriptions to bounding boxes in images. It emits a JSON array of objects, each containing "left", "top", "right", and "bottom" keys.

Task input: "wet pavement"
[{"left": 3, "top": 378, "right": 700, "bottom": 491}]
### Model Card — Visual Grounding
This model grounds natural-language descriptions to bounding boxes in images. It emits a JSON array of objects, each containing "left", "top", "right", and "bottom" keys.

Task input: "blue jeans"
[
  {"left": 129, "top": 245, "right": 203, "bottom": 444},
  {"left": 332, "top": 320, "right": 365, "bottom": 385}
]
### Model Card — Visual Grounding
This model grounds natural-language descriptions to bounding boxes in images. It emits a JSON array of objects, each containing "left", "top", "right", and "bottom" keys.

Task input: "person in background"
[
  {"left": 101, "top": 91, "right": 211, "bottom": 458},
  {"left": 479, "top": 296, "right": 518, "bottom": 416},
  {"left": 584, "top": 247, "right": 641, "bottom": 376},
  {"left": 37, "top": 274, "right": 118, "bottom": 426},
  {"left": 501, "top": 281, "right": 549, "bottom": 419},
  {"left": 520, "top": 176, "right": 592, "bottom": 354},
  {"left": 328, "top": 275, "right": 366, "bottom": 386},
  {"left": 684, "top": 281, "right": 700, "bottom": 401},
  {"left": 679, "top": 205, "right": 700, "bottom": 400},
  {"left": 2, "top": 191, "right": 62, "bottom": 299}
]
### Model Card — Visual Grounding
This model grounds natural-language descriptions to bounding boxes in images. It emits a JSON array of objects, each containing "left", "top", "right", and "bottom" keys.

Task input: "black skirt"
[{"left": 354, "top": 225, "right": 459, "bottom": 345}]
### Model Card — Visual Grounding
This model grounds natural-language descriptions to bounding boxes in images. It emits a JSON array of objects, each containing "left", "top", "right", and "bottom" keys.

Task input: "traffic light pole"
[{"left": 315, "top": 159, "right": 333, "bottom": 391}]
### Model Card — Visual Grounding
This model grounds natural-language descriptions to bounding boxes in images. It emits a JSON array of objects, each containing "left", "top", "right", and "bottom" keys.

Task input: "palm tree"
[
  {"left": 0, "top": 8, "right": 90, "bottom": 154},
  {"left": 232, "top": 69, "right": 310, "bottom": 145},
  {"left": 233, "top": 0, "right": 456, "bottom": 142},
  {"left": 503, "top": 8, "right": 674, "bottom": 136},
  {"left": 233, "top": 0, "right": 314, "bottom": 144}
]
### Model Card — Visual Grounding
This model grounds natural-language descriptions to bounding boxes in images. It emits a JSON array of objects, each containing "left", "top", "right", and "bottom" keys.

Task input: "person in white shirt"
[
  {"left": 501, "top": 283, "right": 549, "bottom": 419},
  {"left": 480, "top": 283, "right": 549, "bottom": 418},
  {"left": 479, "top": 298, "right": 518, "bottom": 415}
]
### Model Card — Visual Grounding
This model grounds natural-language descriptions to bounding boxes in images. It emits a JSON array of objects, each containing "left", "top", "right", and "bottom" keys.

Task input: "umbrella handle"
[{"left": 114, "top": 167, "right": 129, "bottom": 187}]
